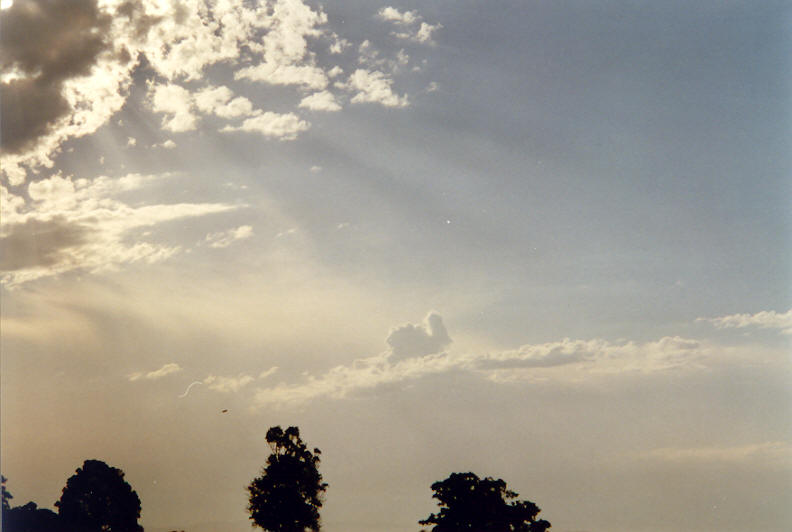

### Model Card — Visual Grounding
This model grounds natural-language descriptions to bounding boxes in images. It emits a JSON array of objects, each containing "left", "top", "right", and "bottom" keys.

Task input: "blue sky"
[{"left": 1, "top": 1, "right": 790, "bottom": 531}]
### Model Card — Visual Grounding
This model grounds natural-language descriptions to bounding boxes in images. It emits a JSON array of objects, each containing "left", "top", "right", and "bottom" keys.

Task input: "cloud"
[
  {"left": 258, "top": 367, "right": 279, "bottom": 380},
  {"left": 251, "top": 314, "right": 709, "bottom": 408},
  {"left": 386, "top": 312, "right": 451, "bottom": 361},
  {"left": 220, "top": 112, "right": 310, "bottom": 140},
  {"left": 1, "top": 0, "right": 433, "bottom": 183},
  {"left": 299, "top": 91, "right": 342, "bottom": 112},
  {"left": 377, "top": 6, "right": 442, "bottom": 44},
  {"left": 697, "top": 309, "right": 792, "bottom": 334},
  {"left": 340, "top": 69, "right": 409, "bottom": 107},
  {"left": 194, "top": 85, "right": 254, "bottom": 119},
  {"left": 129, "top": 362, "right": 182, "bottom": 381},
  {"left": 204, "top": 373, "right": 255, "bottom": 393},
  {"left": 149, "top": 82, "right": 200, "bottom": 132},
  {"left": 1, "top": 173, "right": 239, "bottom": 285},
  {"left": 377, "top": 7, "right": 419, "bottom": 25},
  {"left": 640, "top": 442, "right": 792, "bottom": 467},
  {"left": 204, "top": 225, "right": 254, "bottom": 248}
]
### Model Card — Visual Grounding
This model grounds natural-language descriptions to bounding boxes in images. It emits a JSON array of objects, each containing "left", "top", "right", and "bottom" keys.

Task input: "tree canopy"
[
  {"left": 247, "top": 426, "right": 328, "bottom": 532},
  {"left": 420, "top": 472, "right": 551, "bottom": 532},
  {"left": 55, "top": 459, "right": 143, "bottom": 532}
]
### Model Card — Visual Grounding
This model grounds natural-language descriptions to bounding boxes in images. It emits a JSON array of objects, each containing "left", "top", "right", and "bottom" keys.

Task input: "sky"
[{"left": 1, "top": 1, "right": 791, "bottom": 531}]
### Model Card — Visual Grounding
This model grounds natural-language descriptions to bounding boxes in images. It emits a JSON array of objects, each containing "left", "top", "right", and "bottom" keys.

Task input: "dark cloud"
[
  {"left": 0, "top": 217, "right": 92, "bottom": 271},
  {"left": 386, "top": 312, "right": 451, "bottom": 361},
  {"left": 0, "top": 0, "right": 113, "bottom": 153}
]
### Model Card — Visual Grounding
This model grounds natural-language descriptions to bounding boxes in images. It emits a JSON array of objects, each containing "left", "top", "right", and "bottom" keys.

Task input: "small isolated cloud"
[
  {"left": 299, "top": 91, "right": 342, "bottom": 112},
  {"left": 126, "top": 137, "right": 136, "bottom": 147},
  {"left": 220, "top": 111, "right": 309, "bottom": 140},
  {"left": 204, "top": 225, "right": 254, "bottom": 248},
  {"left": 204, "top": 373, "right": 255, "bottom": 393},
  {"left": 377, "top": 7, "right": 442, "bottom": 45},
  {"left": 697, "top": 309, "right": 792, "bottom": 334},
  {"left": 386, "top": 312, "right": 452, "bottom": 361},
  {"left": 340, "top": 69, "right": 408, "bottom": 108},
  {"left": 377, "top": 7, "right": 419, "bottom": 25},
  {"left": 129, "top": 362, "right": 182, "bottom": 382},
  {"left": 640, "top": 442, "right": 792, "bottom": 467},
  {"left": 158, "top": 140, "right": 176, "bottom": 149},
  {"left": 310, "top": 166, "right": 322, "bottom": 173}
]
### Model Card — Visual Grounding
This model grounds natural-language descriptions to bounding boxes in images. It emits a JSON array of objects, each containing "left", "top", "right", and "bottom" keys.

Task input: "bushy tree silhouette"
[
  {"left": 247, "top": 426, "right": 327, "bottom": 532},
  {"left": 4, "top": 501, "right": 61, "bottom": 532},
  {"left": 55, "top": 459, "right": 143, "bottom": 532},
  {"left": 420, "top": 472, "right": 550, "bottom": 532}
]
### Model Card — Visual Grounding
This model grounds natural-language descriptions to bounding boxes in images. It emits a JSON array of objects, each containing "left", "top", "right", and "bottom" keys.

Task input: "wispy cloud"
[
  {"left": 339, "top": 69, "right": 409, "bottom": 108},
  {"left": 697, "top": 309, "right": 792, "bottom": 334},
  {"left": 251, "top": 314, "right": 709, "bottom": 408},
  {"left": 129, "top": 363, "right": 182, "bottom": 382},
  {"left": 639, "top": 442, "right": 792, "bottom": 466},
  {"left": 204, "top": 225, "right": 254, "bottom": 249},
  {"left": 1, "top": 173, "right": 239, "bottom": 285},
  {"left": 204, "top": 373, "right": 256, "bottom": 393},
  {"left": 220, "top": 112, "right": 310, "bottom": 140}
]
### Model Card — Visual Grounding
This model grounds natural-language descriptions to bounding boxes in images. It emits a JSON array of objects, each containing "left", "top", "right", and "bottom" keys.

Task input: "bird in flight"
[{"left": 221, "top": 409, "right": 228, "bottom": 413}]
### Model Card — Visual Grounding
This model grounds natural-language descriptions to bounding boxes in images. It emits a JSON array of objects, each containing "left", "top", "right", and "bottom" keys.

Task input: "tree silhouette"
[
  {"left": 2, "top": 475, "right": 12, "bottom": 510},
  {"left": 420, "top": 472, "right": 551, "bottom": 532},
  {"left": 247, "top": 426, "right": 327, "bottom": 532},
  {"left": 4, "top": 501, "right": 61, "bottom": 532},
  {"left": 55, "top": 459, "right": 143, "bottom": 532}
]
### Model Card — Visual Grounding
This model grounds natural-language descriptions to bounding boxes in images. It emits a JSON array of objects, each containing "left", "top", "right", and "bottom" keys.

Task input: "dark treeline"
[{"left": 2, "top": 426, "right": 551, "bottom": 532}]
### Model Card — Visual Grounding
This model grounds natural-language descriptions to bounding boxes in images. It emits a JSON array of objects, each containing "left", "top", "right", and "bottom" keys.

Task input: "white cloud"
[
  {"left": 251, "top": 314, "right": 709, "bottom": 408},
  {"left": 158, "top": 140, "right": 177, "bottom": 149},
  {"left": 194, "top": 85, "right": 254, "bottom": 119},
  {"left": 377, "top": 7, "right": 419, "bottom": 25},
  {"left": 204, "top": 373, "right": 255, "bottom": 393},
  {"left": 299, "top": 91, "right": 342, "bottom": 112},
  {"left": 640, "top": 442, "right": 792, "bottom": 466},
  {"left": 126, "top": 137, "right": 137, "bottom": 147},
  {"left": 327, "top": 66, "right": 343, "bottom": 78},
  {"left": 129, "top": 362, "right": 182, "bottom": 382},
  {"left": 220, "top": 111, "right": 309, "bottom": 140},
  {"left": 340, "top": 69, "right": 409, "bottom": 108},
  {"left": 149, "top": 83, "right": 199, "bottom": 132},
  {"left": 258, "top": 367, "right": 279, "bottom": 380},
  {"left": 1, "top": 172, "right": 239, "bottom": 285},
  {"left": 204, "top": 225, "right": 254, "bottom": 248},
  {"left": 698, "top": 309, "right": 792, "bottom": 334},
  {"left": 310, "top": 166, "right": 323, "bottom": 173}
]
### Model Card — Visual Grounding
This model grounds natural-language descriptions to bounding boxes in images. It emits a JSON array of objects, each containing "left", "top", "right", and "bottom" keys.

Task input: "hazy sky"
[{"left": 1, "top": 1, "right": 791, "bottom": 531}]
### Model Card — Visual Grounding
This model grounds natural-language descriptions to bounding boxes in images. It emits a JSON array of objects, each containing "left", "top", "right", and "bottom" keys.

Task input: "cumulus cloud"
[
  {"left": 194, "top": 85, "right": 254, "bottom": 119},
  {"left": 299, "top": 91, "right": 342, "bottom": 112},
  {"left": 251, "top": 314, "right": 709, "bottom": 408},
  {"left": 1, "top": 0, "right": 434, "bottom": 183},
  {"left": 340, "top": 69, "right": 409, "bottom": 107},
  {"left": 204, "top": 225, "right": 254, "bottom": 248},
  {"left": 129, "top": 362, "right": 182, "bottom": 381},
  {"left": 149, "top": 82, "right": 200, "bottom": 132},
  {"left": 377, "top": 6, "right": 419, "bottom": 25},
  {"left": 377, "top": 6, "right": 442, "bottom": 44},
  {"left": 697, "top": 309, "right": 792, "bottom": 334},
  {"left": 1, "top": 173, "right": 239, "bottom": 285},
  {"left": 220, "top": 111, "right": 309, "bottom": 140},
  {"left": 386, "top": 312, "right": 452, "bottom": 361}
]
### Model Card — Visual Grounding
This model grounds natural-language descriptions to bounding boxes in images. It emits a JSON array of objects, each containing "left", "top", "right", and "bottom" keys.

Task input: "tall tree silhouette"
[
  {"left": 420, "top": 472, "right": 551, "bottom": 532},
  {"left": 55, "top": 459, "right": 143, "bottom": 532},
  {"left": 247, "top": 426, "right": 327, "bottom": 532}
]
